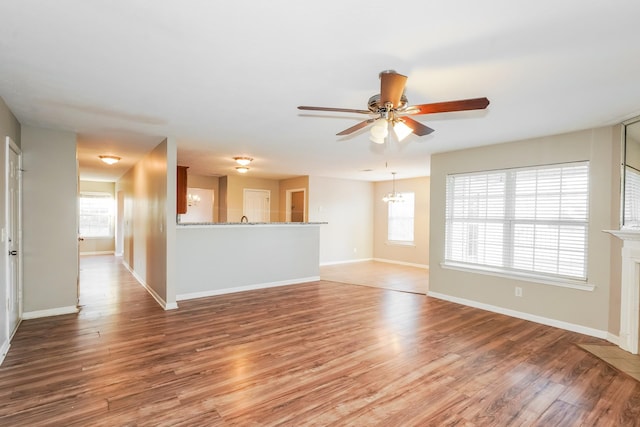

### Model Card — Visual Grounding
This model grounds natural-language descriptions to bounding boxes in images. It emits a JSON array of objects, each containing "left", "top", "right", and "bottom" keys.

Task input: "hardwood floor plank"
[{"left": 1, "top": 255, "right": 639, "bottom": 426}]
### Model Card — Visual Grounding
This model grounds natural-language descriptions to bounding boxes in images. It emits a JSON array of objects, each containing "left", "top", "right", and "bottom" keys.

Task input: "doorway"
[
  {"left": 6, "top": 137, "right": 22, "bottom": 339},
  {"left": 286, "top": 188, "right": 306, "bottom": 222},
  {"left": 243, "top": 189, "right": 270, "bottom": 222}
]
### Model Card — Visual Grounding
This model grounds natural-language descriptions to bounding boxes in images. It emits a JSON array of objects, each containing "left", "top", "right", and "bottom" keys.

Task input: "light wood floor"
[
  {"left": 1, "top": 255, "right": 640, "bottom": 426},
  {"left": 320, "top": 260, "right": 428, "bottom": 294}
]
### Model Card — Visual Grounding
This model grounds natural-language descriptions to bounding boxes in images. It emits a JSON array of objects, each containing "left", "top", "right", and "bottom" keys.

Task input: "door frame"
[
  {"left": 5, "top": 137, "right": 23, "bottom": 340},
  {"left": 285, "top": 188, "right": 306, "bottom": 222}
]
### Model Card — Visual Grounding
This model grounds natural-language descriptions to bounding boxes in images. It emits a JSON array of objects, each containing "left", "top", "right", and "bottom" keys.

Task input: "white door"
[
  {"left": 243, "top": 189, "right": 270, "bottom": 222},
  {"left": 6, "top": 138, "right": 22, "bottom": 338}
]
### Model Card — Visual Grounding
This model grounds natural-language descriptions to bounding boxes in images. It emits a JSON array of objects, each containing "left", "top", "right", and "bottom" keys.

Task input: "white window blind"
[
  {"left": 79, "top": 192, "right": 114, "bottom": 237},
  {"left": 445, "top": 162, "right": 589, "bottom": 281},
  {"left": 624, "top": 166, "right": 640, "bottom": 227},
  {"left": 388, "top": 192, "right": 415, "bottom": 242}
]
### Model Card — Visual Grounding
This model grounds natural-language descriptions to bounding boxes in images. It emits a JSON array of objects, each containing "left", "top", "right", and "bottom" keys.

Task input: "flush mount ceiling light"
[
  {"left": 233, "top": 156, "right": 253, "bottom": 166},
  {"left": 382, "top": 172, "right": 403, "bottom": 203},
  {"left": 99, "top": 155, "right": 120, "bottom": 165},
  {"left": 236, "top": 166, "right": 250, "bottom": 173}
]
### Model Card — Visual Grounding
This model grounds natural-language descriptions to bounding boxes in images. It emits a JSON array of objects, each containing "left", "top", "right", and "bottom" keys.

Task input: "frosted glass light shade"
[{"left": 393, "top": 121, "right": 412, "bottom": 141}]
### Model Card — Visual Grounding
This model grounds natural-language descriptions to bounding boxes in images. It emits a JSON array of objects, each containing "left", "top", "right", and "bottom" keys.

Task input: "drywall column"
[{"left": 21, "top": 126, "right": 78, "bottom": 317}]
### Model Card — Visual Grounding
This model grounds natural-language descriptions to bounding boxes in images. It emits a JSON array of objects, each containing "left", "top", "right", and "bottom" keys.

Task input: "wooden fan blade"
[
  {"left": 401, "top": 117, "right": 435, "bottom": 136},
  {"left": 380, "top": 71, "right": 407, "bottom": 108},
  {"left": 298, "top": 106, "right": 370, "bottom": 114},
  {"left": 336, "top": 119, "right": 375, "bottom": 136},
  {"left": 409, "top": 97, "right": 490, "bottom": 115}
]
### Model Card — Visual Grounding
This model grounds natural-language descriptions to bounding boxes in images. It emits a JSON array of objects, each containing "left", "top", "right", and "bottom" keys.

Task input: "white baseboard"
[
  {"left": 320, "top": 258, "right": 373, "bottom": 267},
  {"left": 22, "top": 305, "right": 79, "bottom": 320},
  {"left": 0, "top": 338, "right": 10, "bottom": 366},
  {"left": 80, "top": 251, "right": 115, "bottom": 256},
  {"left": 373, "top": 258, "right": 429, "bottom": 269},
  {"left": 428, "top": 291, "right": 609, "bottom": 340},
  {"left": 606, "top": 332, "right": 620, "bottom": 345},
  {"left": 122, "top": 262, "right": 178, "bottom": 311},
  {"left": 177, "top": 276, "right": 320, "bottom": 301}
]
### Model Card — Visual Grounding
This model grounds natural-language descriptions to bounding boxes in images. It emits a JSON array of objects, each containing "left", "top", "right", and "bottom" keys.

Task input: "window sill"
[
  {"left": 386, "top": 241, "right": 416, "bottom": 247},
  {"left": 440, "top": 261, "right": 596, "bottom": 291}
]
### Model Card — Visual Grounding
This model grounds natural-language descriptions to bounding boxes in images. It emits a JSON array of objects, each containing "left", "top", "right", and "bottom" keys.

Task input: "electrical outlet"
[
  {"left": 353, "top": 247, "right": 357, "bottom": 253},
  {"left": 515, "top": 287, "right": 523, "bottom": 297}
]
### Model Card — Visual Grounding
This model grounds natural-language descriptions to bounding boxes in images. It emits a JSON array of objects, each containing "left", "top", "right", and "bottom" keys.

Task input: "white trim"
[
  {"left": 607, "top": 332, "right": 620, "bottom": 346},
  {"left": 320, "top": 258, "right": 373, "bottom": 266},
  {"left": 440, "top": 262, "right": 596, "bottom": 291},
  {"left": 22, "top": 305, "right": 79, "bottom": 320},
  {"left": 80, "top": 251, "right": 115, "bottom": 256},
  {"left": 427, "top": 291, "right": 608, "bottom": 339},
  {"left": 373, "top": 258, "right": 429, "bottom": 269},
  {"left": 176, "top": 276, "right": 320, "bottom": 301},
  {"left": 5, "top": 137, "right": 22, "bottom": 350},
  {"left": 385, "top": 241, "right": 416, "bottom": 247},
  {"left": 122, "top": 261, "right": 178, "bottom": 311},
  {"left": 0, "top": 338, "right": 10, "bottom": 366}
]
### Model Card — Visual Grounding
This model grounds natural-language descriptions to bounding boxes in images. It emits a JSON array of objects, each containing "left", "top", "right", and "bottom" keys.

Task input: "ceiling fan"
[{"left": 298, "top": 70, "right": 490, "bottom": 144}]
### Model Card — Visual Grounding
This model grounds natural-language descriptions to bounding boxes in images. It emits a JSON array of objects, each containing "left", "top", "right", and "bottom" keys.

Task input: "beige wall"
[
  {"left": 0, "top": 97, "right": 21, "bottom": 354},
  {"left": 279, "top": 176, "right": 309, "bottom": 222},
  {"left": 79, "top": 180, "right": 116, "bottom": 254},
  {"left": 374, "top": 176, "right": 429, "bottom": 267},
  {"left": 22, "top": 126, "right": 78, "bottom": 314},
  {"left": 117, "top": 138, "right": 177, "bottom": 308},
  {"left": 430, "top": 127, "right": 620, "bottom": 335},
  {"left": 187, "top": 174, "right": 219, "bottom": 222},
  {"left": 308, "top": 176, "right": 374, "bottom": 264}
]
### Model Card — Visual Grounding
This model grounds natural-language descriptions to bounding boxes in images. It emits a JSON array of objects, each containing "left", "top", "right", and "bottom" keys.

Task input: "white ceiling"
[{"left": 1, "top": 1, "right": 640, "bottom": 182}]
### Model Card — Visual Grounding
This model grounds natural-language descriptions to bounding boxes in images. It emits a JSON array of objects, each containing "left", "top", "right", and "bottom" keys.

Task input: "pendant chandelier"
[{"left": 383, "top": 172, "right": 403, "bottom": 203}]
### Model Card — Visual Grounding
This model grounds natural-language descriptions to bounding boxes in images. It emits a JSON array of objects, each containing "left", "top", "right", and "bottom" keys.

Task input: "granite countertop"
[{"left": 177, "top": 221, "right": 327, "bottom": 226}]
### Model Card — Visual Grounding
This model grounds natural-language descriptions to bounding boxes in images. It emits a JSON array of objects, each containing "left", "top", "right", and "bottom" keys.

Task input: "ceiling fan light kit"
[{"left": 298, "top": 70, "right": 490, "bottom": 142}]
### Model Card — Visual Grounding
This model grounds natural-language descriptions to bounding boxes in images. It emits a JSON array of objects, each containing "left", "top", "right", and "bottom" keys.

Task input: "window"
[
  {"left": 445, "top": 162, "right": 589, "bottom": 282},
  {"left": 79, "top": 192, "right": 114, "bottom": 237},
  {"left": 624, "top": 166, "right": 640, "bottom": 227},
  {"left": 388, "top": 192, "right": 415, "bottom": 243}
]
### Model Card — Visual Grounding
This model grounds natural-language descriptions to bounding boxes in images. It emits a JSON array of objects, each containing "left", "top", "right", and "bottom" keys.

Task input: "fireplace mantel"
[
  {"left": 605, "top": 229, "right": 640, "bottom": 354},
  {"left": 604, "top": 229, "right": 640, "bottom": 241}
]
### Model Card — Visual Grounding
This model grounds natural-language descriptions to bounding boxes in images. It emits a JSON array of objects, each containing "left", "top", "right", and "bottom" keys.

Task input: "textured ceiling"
[{"left": 1, "top": 1, "right": 640, "bottom": 182}]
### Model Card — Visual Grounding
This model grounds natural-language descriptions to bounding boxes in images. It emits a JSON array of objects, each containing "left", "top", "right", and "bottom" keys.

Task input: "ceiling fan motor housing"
[{"left": 368, "top": 94, "right": 408, "bottom": 113}]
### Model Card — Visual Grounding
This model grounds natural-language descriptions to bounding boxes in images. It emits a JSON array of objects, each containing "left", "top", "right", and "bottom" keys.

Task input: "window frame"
[{"left": 443, "top": 161, "right": 593, "bottom": 290}]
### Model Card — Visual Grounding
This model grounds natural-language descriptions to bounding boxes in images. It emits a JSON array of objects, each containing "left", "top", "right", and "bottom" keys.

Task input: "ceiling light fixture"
[
  {"left": 234, "top": 156, "right": 253, "bottom": 166},
  {"left": 236, "top": 166, "right": 250, "bottom": 173},
  {"left": 99, "top": 155, "right": 120, "bottom": 165},
  {"left": 393, "top": 120, "right": 413, "bottom": 142},
  {"left": 187, "top": 193, "right": 201, "bottom": 207},
  {"left": 370, "top": 117, "right": 413, "bottom": 144},
  {"left": 382, "top": 172, "right": 403, "bottom": 203}
]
